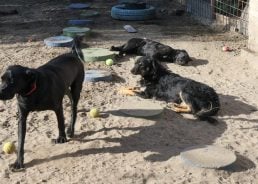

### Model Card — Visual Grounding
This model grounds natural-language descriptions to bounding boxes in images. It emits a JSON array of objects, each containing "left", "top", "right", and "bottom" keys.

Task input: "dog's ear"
[
  {"left": 26, "top": 69, "right": 37, "bottom": 82},
  {"left": 151, "top": 59, "right": 159, "bottom": 80},
  {"left": 4, "top": 70, "right": 14, "bottom": 84},
  {"left": 151, "top": 59, "right": 157, "bottom": 71},
  {"left": 152, "top": 59, "right": 163, "bottom": 72}
]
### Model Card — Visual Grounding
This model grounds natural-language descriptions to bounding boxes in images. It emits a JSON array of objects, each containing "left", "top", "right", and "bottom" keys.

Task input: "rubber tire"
[{"left": 111, "top": 4, "right": 156, "bottom": 21}]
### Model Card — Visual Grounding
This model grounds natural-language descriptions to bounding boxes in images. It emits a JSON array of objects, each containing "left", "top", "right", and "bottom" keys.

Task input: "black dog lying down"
[
  {"left": 111, "top": 38, "right": 192, "bottom": 65},
  {"left": 130, "top": 56, "right": 220, "bottom": 123},
  {"left": 0, "top": 38, "right": 85, "bottom": 170}
]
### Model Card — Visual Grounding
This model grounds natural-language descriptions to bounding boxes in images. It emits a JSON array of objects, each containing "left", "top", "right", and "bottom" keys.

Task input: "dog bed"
[
  {"left": 82, "top": 48, "right": 115, "bottom": 62},
  {"left": 119, "top": 98, "right": 164, "bottom": 117},
  {"left": 80, "top": 10, "right": 100, "bottom": 17},
  {"left": 63, "top": 27, "right": 91, "bottom": 38},
  {"left": 84, "top": 70, "right": 112, "bottom": 82},
  {"left": 68, "top": 3, "right": 91, "bottom": 9},
  {"left": 111, "top": 4, "right": 156, "bottom": 21},
  {"left": 180, "top": 145, "right": 236, "bottom": 168},
  {"left": 44, "top": 36, "right": 73, "bottom": 47}
]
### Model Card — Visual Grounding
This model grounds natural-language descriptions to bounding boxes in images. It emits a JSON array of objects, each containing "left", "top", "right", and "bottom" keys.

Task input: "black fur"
[
  {"left": 0, "top": 38, "right": 85, "bottom": 170},
  {"left": 131, "top": 56, "right": 220, "bottom": 124},
  {"left": 111, "top": 38, "right": 191, "bottom": 65},
  {"left": 0, "top": 10, "right": 18, "bottom": 16}
]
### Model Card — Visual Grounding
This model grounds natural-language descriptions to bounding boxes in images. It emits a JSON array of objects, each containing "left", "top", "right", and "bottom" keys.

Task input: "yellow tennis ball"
[
  {"left": 89, "top": 108, "right": 100, "bottom": 118},
  {"left": 105, "top": 58, "right": 114, "bottom": 66},
  {"left": 3, "top": 142, "right": 16, "bottom": 154}
]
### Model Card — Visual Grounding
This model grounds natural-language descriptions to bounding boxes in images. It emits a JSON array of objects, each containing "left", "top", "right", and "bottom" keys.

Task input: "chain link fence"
[
  {"left": 117, "top": 0, "right": 249, "bottom": 36},
  {"left": 185, "top": 0, "right": 249, "bottom": 36}
]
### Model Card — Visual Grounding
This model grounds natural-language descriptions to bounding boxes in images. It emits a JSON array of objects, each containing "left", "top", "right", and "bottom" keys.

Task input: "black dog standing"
[
  {"left": 111, "top": 38, "right": 192, "bottom": 65},
  {"left": 0, "top": 38, "right": 85, "bottom": 170}
]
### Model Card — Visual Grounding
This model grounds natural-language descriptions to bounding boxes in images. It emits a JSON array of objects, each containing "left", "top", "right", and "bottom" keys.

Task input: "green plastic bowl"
[
  {"left": 82, "top": 48, "right": 115, "bottom": 62},
  {"left": 63, "top": 27, "right": 91, "bottom": 38}
]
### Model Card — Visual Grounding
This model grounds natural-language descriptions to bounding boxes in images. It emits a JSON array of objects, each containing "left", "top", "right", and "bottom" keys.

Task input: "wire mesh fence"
[
  {"left": 215, "top": 0, "right": 248, "bottom": 17},
  {"left": 214, "top": 0, "right": 249, "bottom": 35},
  {"left": 117, "top": 0, "right": 249, "bottom": 36},
  {"left": 186, "top": 0, "right": 213, "bottom": 24},
  {"left": 185, "top": 0, "right": 249, "bottom": 36}
]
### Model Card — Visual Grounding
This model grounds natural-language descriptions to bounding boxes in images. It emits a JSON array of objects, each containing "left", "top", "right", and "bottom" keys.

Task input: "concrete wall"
[
  {"left": 248, "top": 0, "right": 258, "bottom": 52},
  {"left": 241, "top": 0, "right": 258, "bottom": 70}
]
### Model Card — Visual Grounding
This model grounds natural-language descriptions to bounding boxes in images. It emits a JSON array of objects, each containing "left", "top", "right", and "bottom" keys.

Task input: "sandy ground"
[{"left": 0, "top": 0, "right": 258, "bottom": 184}]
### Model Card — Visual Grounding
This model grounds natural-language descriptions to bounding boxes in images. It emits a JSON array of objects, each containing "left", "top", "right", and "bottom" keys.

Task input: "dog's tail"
[
  {"left": 72, "top": 36, "right": 84, "bottom": 62},
  {"left": 195, "top": 102, "right": 220, "bottom": 125}
]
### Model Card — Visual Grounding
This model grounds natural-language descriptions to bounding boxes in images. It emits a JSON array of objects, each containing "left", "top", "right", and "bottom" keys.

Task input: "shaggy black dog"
[
  {"left": 130, "top": 56, "right": 220, "bottom": 124},
  {"left": 110, "top": 38, "right": 191, "bottom": 65}
]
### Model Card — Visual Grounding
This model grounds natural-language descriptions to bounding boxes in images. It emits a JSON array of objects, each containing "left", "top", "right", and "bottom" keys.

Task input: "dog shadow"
[
  {"left": 220, "top": 153, "right": 256, "bottom": 173},
  {"left": 26, "top": 106, "right": 255, "bottom": 172},
  {"left": 26, "top": 94, "right": 257, "bottom": 170},
  {"left": 114, "top": 55, "right": 134, "bottom": 65},
  {"left": 218, "top": 94, "right": 258, "bottom": 122},
  {"left": 25, "top": 95, "right": 257, "bottom": 171},
  {"left": 103, "top": 109, "right": 163, "bottom": 119},
  {"left": 27, "top": 108, "right": 228, "bottom": 166},
  {"left": 110, "top": 73, "right": 126, "bottom": 83},
  {"left": 188, "top": 58, "right": 209, "bottom": 67}
]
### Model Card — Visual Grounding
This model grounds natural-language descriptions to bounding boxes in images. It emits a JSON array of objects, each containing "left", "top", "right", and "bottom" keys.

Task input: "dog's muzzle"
[
  {"left": 0, "top": 85, "right": 16, "bottom": 100},
  {"left": 131, "top": 67, "right": 138, "bottom": 75},
  {"left": 175, "top": 59, "right": 189, "bottom": 66}
]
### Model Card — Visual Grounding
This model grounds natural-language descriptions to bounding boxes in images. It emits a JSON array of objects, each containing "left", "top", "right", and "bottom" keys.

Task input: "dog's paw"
[
  {"left": 66, "top": 128, "right": 74, "bottom": 138},
  {"left": 53, "top": 136, "right": 68, "bottom": 144},
  {"left": 169, "top": 103, "right": 191, "bottom": 113},
  {"left": 170, "top": 103, "right": 179, "bottom": 108},
  {"left": 169, "top": 103, "right": 179, "bottom": 112},
  {"left": 118, "top": 87, "right": 141, "bottom": 96},
  {"left": 9, "top": 161, "right": 25, "bottom": 172}
]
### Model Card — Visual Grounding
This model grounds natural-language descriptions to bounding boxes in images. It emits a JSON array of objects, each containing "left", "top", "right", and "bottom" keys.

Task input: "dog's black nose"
[
  {"left": 131, "top": 67, "right": 139, "bottom": 75},
  {"left": 177, "top": 57, "right": 191, "bottom": 65}
]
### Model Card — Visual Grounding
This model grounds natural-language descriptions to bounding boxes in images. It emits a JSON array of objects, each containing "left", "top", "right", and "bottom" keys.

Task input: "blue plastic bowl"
[
  {"left": 68, "top": 3, "right": 91, "bottom": 9},
  {"left": 44, "top": 36, "right": 74, "bottom": 47},
  {"left": 68, "top": 19, "right": 94, "bottom": 26}
]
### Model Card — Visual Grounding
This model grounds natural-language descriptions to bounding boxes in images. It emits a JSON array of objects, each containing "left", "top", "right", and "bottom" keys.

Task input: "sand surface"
[{"left": 0, "top": 0, "right": 258, "bottom": 183}]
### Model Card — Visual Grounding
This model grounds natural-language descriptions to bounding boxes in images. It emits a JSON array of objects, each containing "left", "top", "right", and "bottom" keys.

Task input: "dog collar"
[{"left": 25, "top": 82, "right": 37, "bottom": 96}]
